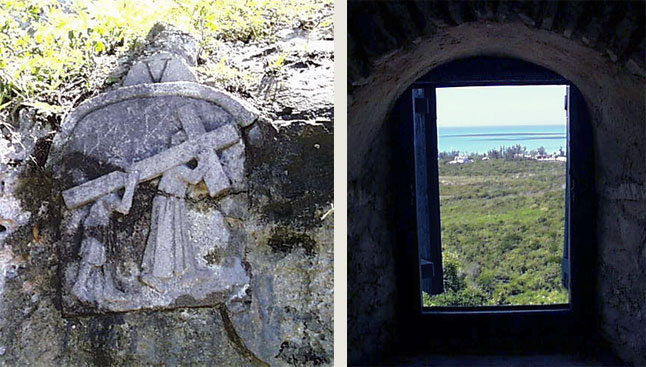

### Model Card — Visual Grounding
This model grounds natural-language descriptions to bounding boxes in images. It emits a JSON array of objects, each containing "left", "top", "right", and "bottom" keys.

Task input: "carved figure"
[
  {"left": 138, "top": 108, "right": 233, "bottom": 290},
  {"left": 54, "top": 47, "right": 257, "bottom": 313},
  {"left": 64, "top": 123, "right": 238, "bottom": 301},
  {"left": 72, "top": 170, "right": 139, "bottom": 304},
  {"left": 140, "top": 149, "right": 221, "bottom": 290}
]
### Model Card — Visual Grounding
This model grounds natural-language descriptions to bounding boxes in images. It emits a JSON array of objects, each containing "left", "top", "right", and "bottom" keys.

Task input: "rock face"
[
  {"left": 347, "top": 1, "right": 644, "bottom": 365},
  {"left": 0, "top": 24, "right": 333, "bottom": 366}
]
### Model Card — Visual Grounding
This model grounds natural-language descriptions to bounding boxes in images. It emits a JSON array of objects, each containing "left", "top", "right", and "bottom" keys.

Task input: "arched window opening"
[
  {"left": 391, "top": 57, "right": 595, "bottom": 346},
  {"left": 420, "top": 84, "right": 570, "bottom": 308}
]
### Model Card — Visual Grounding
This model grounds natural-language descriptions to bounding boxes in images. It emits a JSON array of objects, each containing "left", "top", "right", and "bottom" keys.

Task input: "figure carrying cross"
[
  {"left": 64, "top": 109, "right": 238, "bottom": 302},
  {"left": 140, "top": 149, "right": 222, "bottom": 290},
  {"left": 140, "top": 106, "right": 233, "bottom": 291}
]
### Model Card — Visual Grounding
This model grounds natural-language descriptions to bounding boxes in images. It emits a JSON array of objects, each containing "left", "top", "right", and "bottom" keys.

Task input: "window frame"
[{"left": 390, "top": 57, "right": 596, "bottom": 351}]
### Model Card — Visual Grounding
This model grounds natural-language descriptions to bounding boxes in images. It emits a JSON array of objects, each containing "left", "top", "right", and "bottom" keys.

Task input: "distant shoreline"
[
  {"left": 437, "top": 124, "right": 566, "bottom": 155},
  {"left": 437, "top": 123, "right": 566, "bottom": 127}
]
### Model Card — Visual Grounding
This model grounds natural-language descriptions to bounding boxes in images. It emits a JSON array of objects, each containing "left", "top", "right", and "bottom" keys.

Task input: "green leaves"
[
  {"left": 0, "top": 0, "right": 332, "bottom": 125},
  {"left": 22, "top": 101, "right": 66, "bottom": 116}
]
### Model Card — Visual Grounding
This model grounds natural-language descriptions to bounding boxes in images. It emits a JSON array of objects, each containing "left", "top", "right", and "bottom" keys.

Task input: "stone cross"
[{"left": 62, "top": 124, "right": 238, "bottom": 209}]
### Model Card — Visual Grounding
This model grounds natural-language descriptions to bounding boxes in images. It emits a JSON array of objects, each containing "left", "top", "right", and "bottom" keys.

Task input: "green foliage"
[
  {"left": 424, "top": 250, "right": 491, "bottom": 307},
  {"left": 425, "top": 158, "right": 569, "bottom": 307},
  {"left": 0, "top": 0, "right": 332, "bottom": 122},
  {"left": 197, "top": 57, "right": 253, "bottom": 94},
  {"left": 486, "top": 144, "right": 528, "bottom": 160},
  {"left": 424, "top": 288, "right": 490, "bottom": 307},
  {"left": 441, "top": 251, "right": 467, "bottom": 292}
]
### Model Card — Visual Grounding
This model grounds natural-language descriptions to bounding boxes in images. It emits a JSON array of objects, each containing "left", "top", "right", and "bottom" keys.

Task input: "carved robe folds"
[{"left": 142, "top": 162, "right": 212, "bottom": 288}]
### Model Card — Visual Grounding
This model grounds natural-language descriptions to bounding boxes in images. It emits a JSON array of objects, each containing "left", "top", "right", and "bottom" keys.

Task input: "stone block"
[
  {"left": 50, "top": 57, "right": 258, "bottom": 315},
  {"left": 123, "top": 51, "right": 197, "bottom": 86}
]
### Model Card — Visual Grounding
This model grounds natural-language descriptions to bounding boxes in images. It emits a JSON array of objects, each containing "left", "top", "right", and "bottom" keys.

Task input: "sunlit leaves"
[
  {"left": 0, "top": 0, "right": 332, "bottom": 118},
  {"left": 23, "top": 100, "right": 66, "bottom": 116}
]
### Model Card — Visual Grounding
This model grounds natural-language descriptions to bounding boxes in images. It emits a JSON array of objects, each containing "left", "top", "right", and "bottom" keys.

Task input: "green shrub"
[
  {"left": 425, "top": 159, "right": 568, "bottom": 307},
  {"left": 0, "top": 0, "right": 332, "bottom": 123},
  {"left": 424, "top": 287, "right": 490, "bottom": 307}
]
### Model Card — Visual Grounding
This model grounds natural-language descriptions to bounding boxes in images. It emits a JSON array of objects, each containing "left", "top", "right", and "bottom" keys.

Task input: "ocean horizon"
[{"left": 437, "top": 124, "right": 567, "bottom": 155}]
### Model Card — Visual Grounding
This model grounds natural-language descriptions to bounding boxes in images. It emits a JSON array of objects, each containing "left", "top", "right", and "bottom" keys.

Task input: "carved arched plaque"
[{"left": 51, "top": 53, "right": 258, "bottom": 315}]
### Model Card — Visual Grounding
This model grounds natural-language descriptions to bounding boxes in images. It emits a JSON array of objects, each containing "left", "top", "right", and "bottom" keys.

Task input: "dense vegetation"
[
  {"left": 424, "top": 156, "right": 569, "bottom": 307},
  {"left": 0, "top": 0, "right": 332, "bottom": 125}
]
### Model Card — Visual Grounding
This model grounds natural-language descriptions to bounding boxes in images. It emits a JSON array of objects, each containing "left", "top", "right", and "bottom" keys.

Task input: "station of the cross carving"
[{"left": 51, "top": 52, "right": 257, "bottom": 314}]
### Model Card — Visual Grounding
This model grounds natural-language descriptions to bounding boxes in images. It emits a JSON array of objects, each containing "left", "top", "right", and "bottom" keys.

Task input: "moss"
[
  {"left": 276, "top": 339, "right": 331, "bottom": 366},
  {"left": 266, "top": 227, "right": 317, "bottom": 256},
  {"left": 13, "top": 164, "right": 55, "bottom": 216}
]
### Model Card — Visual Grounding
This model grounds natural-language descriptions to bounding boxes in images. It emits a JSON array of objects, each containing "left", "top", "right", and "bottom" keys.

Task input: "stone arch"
[
  {"left": 349, "top": 21, "right": 643, "bottom": 177},
  {"left": 48, "top": 82, "right": 258, "bottom": 170},
  {"left": 348, "top": 2, "right": 645, "bottom": 365}
]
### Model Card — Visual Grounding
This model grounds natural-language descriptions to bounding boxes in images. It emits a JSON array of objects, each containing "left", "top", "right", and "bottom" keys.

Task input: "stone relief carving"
[{"left": 50, "top": 51, "right": 258, "bottom": 314}]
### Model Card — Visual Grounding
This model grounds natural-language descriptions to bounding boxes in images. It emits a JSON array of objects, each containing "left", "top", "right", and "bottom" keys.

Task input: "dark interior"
[{"left": 348, "top": 1, "right": 645, "bottom": 365}]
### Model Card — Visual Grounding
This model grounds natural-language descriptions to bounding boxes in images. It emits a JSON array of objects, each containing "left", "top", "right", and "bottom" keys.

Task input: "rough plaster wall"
[
  {"left": 347, "top": 126, "right": 397, "bottom": 363},
  {"left": 347, "top": 1, "right": 645, "bottom": 365}
]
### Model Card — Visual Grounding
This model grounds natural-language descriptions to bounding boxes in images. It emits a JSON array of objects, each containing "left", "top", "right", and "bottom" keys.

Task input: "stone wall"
[
  {"left": 347, "top": 1, "right": 645, "bottom": 365},
  {"left": 347, "top": 125, "right": 397, "bottom": 363},
  {"left": 0, "top": 24, "right": 333, "bottom": 367}
]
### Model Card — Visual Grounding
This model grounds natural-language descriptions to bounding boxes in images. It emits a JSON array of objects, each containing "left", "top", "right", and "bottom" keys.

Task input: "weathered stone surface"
[
  {"left": 0, "top": 18, "right": 333, "bottom": 366},
  {"left": 49, "top": 84, "right": 258, "bottom": 164},
  {"left": 124, "top": 51, "right": 197, "bottom": 86},
  {"left": 348, "top": 126, "right": 397, "bottom": 364},
  {"left": 51, "top": 55, "right": 257, "bottom": 314},
  {"left": 247, "top": 120, "right": 333, "bottom": 228},
  {"left": 141, "top": 22, "right": 199, "bottom": 67},
  {"left": 541, "top": 1, "right": 559, "bottom": 30}
]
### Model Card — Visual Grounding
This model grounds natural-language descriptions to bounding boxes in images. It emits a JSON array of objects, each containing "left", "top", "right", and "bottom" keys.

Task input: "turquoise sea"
[{"left": 437, "top": 124, "right": 566, "bottom": 155}]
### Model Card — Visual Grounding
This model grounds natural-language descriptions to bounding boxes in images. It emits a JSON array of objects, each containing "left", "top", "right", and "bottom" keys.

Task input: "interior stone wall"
[
  {"left": 347, "top": 125, "right": 397, "bottom": 363},
  {"left": 347, "top": 1, "right": 645, "bottom": 365}
]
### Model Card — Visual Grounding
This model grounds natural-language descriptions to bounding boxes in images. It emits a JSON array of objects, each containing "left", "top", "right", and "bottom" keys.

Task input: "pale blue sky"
[{"left": 436, "top": 85, "right": 567, "bottom": 127}]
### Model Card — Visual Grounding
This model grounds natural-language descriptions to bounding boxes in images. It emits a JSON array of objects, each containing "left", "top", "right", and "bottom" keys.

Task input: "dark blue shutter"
[{"left": 412, "top": 87, "right": 444, "bottom": 295}]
